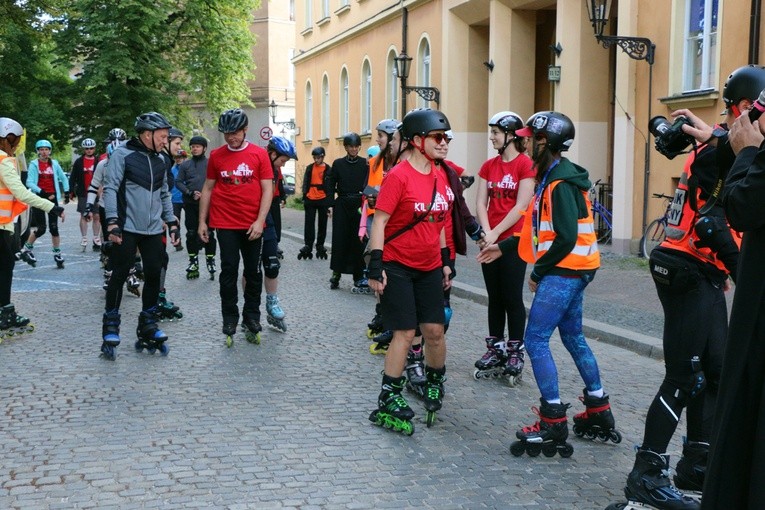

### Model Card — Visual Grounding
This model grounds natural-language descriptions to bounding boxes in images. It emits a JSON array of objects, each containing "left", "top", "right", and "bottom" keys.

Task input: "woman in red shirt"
[{"left": 474, "top": 111, "right": 535, "bottom": 386}]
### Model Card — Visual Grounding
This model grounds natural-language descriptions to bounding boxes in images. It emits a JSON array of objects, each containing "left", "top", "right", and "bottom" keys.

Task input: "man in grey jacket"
[{"left": 100, "top": 112, "right": 181, "bottom": 360}]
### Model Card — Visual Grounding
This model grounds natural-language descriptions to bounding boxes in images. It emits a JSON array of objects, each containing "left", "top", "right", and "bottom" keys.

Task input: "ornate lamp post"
[
  {"left": 394, "top": 51, "right": 440, "bottom": 119},
  {"left": 269, "top": 99, "right": 296, "bottom": 130}
]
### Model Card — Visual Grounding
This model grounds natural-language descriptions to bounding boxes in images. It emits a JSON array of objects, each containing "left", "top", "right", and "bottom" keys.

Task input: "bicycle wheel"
[
  {"left": 591, "top": 206, "right": 612, "bottom": 244},
  {"left": 640, "top": 219, "right": 666, "bottom": 258}
]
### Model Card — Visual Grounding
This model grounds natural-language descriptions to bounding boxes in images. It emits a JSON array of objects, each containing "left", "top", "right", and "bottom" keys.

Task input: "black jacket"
[
  {"left": 302, "top": 162, "right": 333, "bottom": 206},
  {"left": 69, "top": 154, "right": 99, "bottom": 197}
]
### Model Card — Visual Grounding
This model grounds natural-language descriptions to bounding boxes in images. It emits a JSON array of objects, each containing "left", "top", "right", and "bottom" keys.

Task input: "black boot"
[
  {"left": 673, "top": 438, "right": 708, "bottom": 493},
  {"left": 625, "top": 447, "right": 700, "bottom": 509}
]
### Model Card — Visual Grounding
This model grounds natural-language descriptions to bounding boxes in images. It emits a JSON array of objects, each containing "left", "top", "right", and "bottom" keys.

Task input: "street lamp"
[
  {"left": 269, "top": 99, "right": 296, "bottom": 130},
  {"left": 394, "top": 51, "right": 440, "bottom": 119},
  {"left": 585, "top": 0, "right": 656, "bottom": 245}
]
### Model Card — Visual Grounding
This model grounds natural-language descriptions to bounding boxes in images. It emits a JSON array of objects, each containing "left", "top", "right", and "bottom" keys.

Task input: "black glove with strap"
[{"left": 367, "top": 249, "right": 384, "bottom": 282}]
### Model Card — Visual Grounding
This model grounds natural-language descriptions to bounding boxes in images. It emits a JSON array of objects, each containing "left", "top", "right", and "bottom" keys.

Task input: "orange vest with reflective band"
[
  {"left": 0, "top": 155, "right": 29, "bottom": 224},
  {"left": 365, "top": 154, "right": 385, "bottom": 216},
  {"left": 660, "top": 152, "right": 741, "bottom": 273},
  {"left": 305, "top": 163, "right": 327, "bottom": 201},
  {"left": 518, "top": 179, "right": 599, "bottom": 270}
]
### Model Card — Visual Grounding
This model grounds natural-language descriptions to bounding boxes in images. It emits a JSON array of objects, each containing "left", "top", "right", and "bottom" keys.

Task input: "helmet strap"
[
  {"left": 731, "top": 104, "right": 742, "bottom": 118},
  {"left": 498, "top": 132, "right": 512, "bottom": 156},
  {"left": 414, "top": 138, "right": 435, "bottom": 163}
]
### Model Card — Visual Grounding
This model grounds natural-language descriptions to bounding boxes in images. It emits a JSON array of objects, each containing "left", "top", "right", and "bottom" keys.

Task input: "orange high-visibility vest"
[
  {"left": 0, "top": 155, "right": 28, "bottom": 224},
  {"left": 365, "top": 154, "right": 385, "bottom": 216},
  {"left": 518, "top": 179, "right": 599, "bottom": 269}
]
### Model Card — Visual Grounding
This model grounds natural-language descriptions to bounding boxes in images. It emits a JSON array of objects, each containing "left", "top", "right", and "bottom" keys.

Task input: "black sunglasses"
[{"left": 426, "top": 133, "right": 451, "bottom": 145}]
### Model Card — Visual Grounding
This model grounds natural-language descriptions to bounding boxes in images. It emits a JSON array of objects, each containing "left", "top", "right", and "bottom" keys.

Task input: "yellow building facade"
[{"left": 293, "top": 0, "right": 760, "bottom": 254}]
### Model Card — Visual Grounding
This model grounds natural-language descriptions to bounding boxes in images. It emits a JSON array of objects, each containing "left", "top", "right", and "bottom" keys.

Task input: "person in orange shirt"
[{"left": 298, "top": 147, "right": 332, "bottom": 260}]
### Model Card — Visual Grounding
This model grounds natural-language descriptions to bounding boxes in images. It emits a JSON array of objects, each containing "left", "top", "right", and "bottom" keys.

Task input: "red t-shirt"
[
  {"left": 37, "top": 160, "right": 55, "bottom": 194},
  {"left": 207, "top": 142, "right": 274, "bottom": 230},
  {"left": 376, "top": 160, "right": 454, "bottom": 271},
  {"left": 83, "top": 156, "right": 96, "bottom": 191},
  {"left": 478, "top": 154, "right": 535, "bottom": 240}
]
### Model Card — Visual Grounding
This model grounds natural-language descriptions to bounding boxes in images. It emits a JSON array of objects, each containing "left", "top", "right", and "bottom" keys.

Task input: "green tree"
[{"left": 56, "top": 0, "right": 260, "bottom": 143}]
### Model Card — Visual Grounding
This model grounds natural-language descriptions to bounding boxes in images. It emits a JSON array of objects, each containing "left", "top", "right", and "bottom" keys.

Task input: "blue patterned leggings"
[{"left": 524, "top": 275, "right": 602, "bottom": 402}]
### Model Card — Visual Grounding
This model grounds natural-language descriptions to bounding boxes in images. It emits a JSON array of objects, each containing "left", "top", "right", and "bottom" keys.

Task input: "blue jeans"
[{"left": 524, "top": 274, "right": 602, "bottom": 402}]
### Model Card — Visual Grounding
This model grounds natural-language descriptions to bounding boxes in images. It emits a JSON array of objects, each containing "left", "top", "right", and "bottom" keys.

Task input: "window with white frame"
[
  {"left": 682, "top": 0, "right": 719, "bottom": 92},
  {"left": 361, "top": 60, "right": 372, "bottom": 134},
  {"left": 322, "top": 0, "right": 330, "bottom": 18},
  {"left": 418, "top": 38, "right": 431, "bottom": 108},
  {"left": 289, "top": 0, "right": 295, "bottom": 21},
  {"left": 322, "top": 75, "right": 330, "bottom": 139},
  {"left": 387, "top": 51, "right": 399, "bottom": 119},
  {"left": 340, "top": 68, "right": 349, "bottom": 135},
  {"left": 304, "top": 0, "right": 312, "bottom": 30},
  {"left": 305, "top": 81, "right": 313, "bottom": 141}
]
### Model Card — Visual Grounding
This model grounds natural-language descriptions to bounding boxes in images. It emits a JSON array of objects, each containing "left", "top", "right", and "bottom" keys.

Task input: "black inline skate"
[
  {"left": 421, "top": 366, "right": 446, "bottom": 427},
  {"left": 0, "top": 304, "right": 35, "bottom": 340},
  {"left": 92, "top": 236, "right": 102, "bottom": 252},
  {"left": 223, "top": 318, "right": 238, "bottom": 348},
  {"left": 126, "top": 267, "right": 141, "bottom": 296},
  {"left": 242, "top": 315, "right": 262, "bottom": 345},
  {"left": 503, "top": 339, "right": 525, "bottom": 387},
  {"left": 329, "top": 271, "right": 341, "bottom": 289},
  {"left": 404, "top": 347, "right": 427, "bottom": 390},
  {"left": 367, "top": 303, "right": 384, "bottom": 339},
  {"left": 606, "top": 448, "right": 701, "bottom": 510},
  {"left": 100, "top": 309, "right": 120, "bottom": 360},
  {"left": 297, "top": 245, "right": 313, "bottom": 260},
  {"left": 53, "top": 249, "right": 65, "bottom": 269},
  {"left": 672, "top": 438, "right": 707, "bottom": 501},
  {"left": 135, "top": 307, "right": 169, "bottom": 355},
  {"left": 15, "top": 244, "right": 36, "bottom": 267},
  {"left": 473, "top": 336, "right": 508, "bottom": 380},
  {"left": 352, "top": 276, "right": 371, "bottom": 294},
  {"left": 315, "top": 245, "right": 328, "bottom": 260},
  {"left": 510, "top": 400, "right": 574, "bottom": 458},
  {"left": 369, "top": 330, "right": 393, "bottom": 355},
  {"left": 369, "top": 375, "right": 415, "bottom": 436},
  {"left": 186, "top": 254, "right": 200, "bottom": 279},
  {"left": 206, "top": 255, "right": 216, "bottom": 280},
  {"left": 572, "top": 389, "right": 622, "bottom": 443},
  {"left": 156, "top": 291, "right": 183, "bottom": 322}
]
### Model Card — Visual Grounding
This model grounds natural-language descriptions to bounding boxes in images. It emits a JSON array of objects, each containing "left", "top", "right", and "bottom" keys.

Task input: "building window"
[
  {"left": 322, "top": 75, "right": 330, "bottom": 139},
  {"left": 387, "top": 50, "right": 399, "bottom": 119},
  {"left": 361, "top": 60, "right": 372, "bottom": 134},
  {"left": 304, "top": 0, "right": 312, "bottom": 30},
  {"left": 322, "top": 0, "right": 330, "bottom": 19},
  {"left": 682, "top": 0, "right": 719, "bottom": 92},
  {"left": 340, "top": 68, "right": 349, "bottom": 135},
  {"left": 305, "top": 81, "right": 313, "bottom": 141},
  {"left": 289, "top": 0, "right": 295, "bottom": 21},
  {"left": 418, "top": 38, "right": 431, "bottom": 109}
]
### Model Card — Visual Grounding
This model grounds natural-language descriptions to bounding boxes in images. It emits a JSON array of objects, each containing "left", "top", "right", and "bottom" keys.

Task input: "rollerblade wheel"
[
  {"left": 609, "top": 430, "right": 622, "bottom": 444},
  {"left": 559, "top": 443, "right": 574, "bottom": 458},
  {"left": 526, "top": 443, "right": 542, "bottom": 457},
  {"left": 134, "top": 340, "right": 144, "bottom": 352},
  {"left": 366, "top": 328, "right": 376, "bottom": 339},
  {"left": 506, "top": 373, "right": 522, "bottom": 387},
  {"left": 225, "top": 335, "right": 234, "bottom": 348},
  {"left": 572, "top": 424, "right": 584, "bottom": 437},
  {"left": 159, "top": 343, "right": 169, "bottom": 356},
  {"left": 542, "top": 444, "right": 557, "bottom": 458},
  {"left": 604, "top": 504, "right": 628, "bottom": 510},
  {"left": 245, "top": 331, "right": 261, "bottom": 345},
  {"left": 472, "top": 368, "right": 484, "bottom": 380},
  {"left": 509, "top": 441, "right": 525, "bottom": 457},
  {"left": 426, "top": 411, "right": 436, "bottom": 428}
]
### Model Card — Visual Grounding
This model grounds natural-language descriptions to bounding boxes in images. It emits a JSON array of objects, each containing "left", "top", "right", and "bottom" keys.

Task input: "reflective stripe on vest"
[
  {"left": 518, "top": 179, "right": 599, "bottom": 270},
  {"left": 0, "top": 155, "right": 29, "bottom": 224}
]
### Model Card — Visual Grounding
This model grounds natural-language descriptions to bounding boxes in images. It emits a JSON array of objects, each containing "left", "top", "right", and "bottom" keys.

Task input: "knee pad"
[
  {"left": 661, "top": 357, "right": 707, "bottom": 408},
  {"left": 264, "top": 255, "right": 280, "bottom": 279},
  {"left": 34, "top": 224, "right": 47, "bottom": 238}
]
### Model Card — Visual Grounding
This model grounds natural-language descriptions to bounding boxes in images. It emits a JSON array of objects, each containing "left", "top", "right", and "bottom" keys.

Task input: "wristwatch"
[{"left": 705, "top": 127, "right": 727, "bottom": 144}]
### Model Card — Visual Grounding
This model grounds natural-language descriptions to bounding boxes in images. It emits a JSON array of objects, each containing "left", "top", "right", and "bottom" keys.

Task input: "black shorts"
[
  {"left": 380, "top": 261, "right": 445, "bottom": 331},
  {"left": 76, "top": 197, "right": 97, "bottom": 215}
]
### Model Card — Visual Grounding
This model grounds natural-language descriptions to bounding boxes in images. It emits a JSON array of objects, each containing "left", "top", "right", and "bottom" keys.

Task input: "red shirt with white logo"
[
  {"left": 37, "top": 160, "right": 55, "bottom": 195},
  {"left": 83, "top": 156, "right": 96, "bottom": 190},
  {"left": 206, "top": 142, "right": 274, "bottom": 230},
  {"left": 478, "top": 154, "right": 535, "bottom": 240},
  {"left": 376, "top": 160, "right": 453, "bottom": 271}
]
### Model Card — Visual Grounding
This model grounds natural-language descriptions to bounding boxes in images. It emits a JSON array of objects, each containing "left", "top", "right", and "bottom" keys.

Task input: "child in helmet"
[{"left": 299, "top": 146, "right": 332, "bottom": 260}]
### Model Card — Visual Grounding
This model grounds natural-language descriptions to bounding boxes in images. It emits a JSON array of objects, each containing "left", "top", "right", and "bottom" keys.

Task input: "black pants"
[
  {"left": 105, "top": 232, "right": 165, "bottom": 312},
  {"left": 30, "top": 205, "right": 60, "bottom": 238},
  {"left": 303, "top": 200, "right": 329, "bottom": 248},
  {"left": 183, "top": 201, "right": 216, "bottom": 256},
  {"left": 269, "top": 200, "right": 282, "bottom": 243},
  {"left": 0, "top": 230, "right": 16, "bottom": 306},
  {"left": 216, "top": 229, "right": 264, "bottom": 323},
  {"left": 172, "top": 202, "right": 184, "bottom": 240},
  {"left": 480, "top": 245, "right": 527, "bottom": 341}
]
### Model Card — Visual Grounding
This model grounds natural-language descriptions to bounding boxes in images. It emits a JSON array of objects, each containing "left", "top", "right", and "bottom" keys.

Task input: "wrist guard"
[
  {"left": 367, "top": 249, "right": 384, "bottom": 282},
  {"left": 466, "top": 221, "right": 485, "bottom": 241},
  {"left": 441, "top": 247, "right": 456, "bottom": 279},
  {"left": 51, "top": 205, "right": 65, "bottom": 217}
]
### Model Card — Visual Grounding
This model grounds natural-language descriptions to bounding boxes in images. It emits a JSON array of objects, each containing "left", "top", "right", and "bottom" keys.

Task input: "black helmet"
[
  {"left": 189, "top": 135, "right": 208, "bottom": 148},
  {"left": 218, "top": 108, "right": 248, "bottom": 133},
  {"left": 135, "top": 112, "right": 172, "bottom": 133},
  {"left": 342, "top": 132, "right": 362, "bottom": 147},
  {"left": 401, "top": 108, "right": 451, "bottom": 141},
  {"left": 722, "top": 64, "right": 765, "bottom": 108},
  {"left": 517, "top": 111, "right": 575, "bottom": 153},
  {"left": 376, "top": 119, "right": 399, "bottom": 136},
  {"left": 311, "top": 146, "right": 325, "bottom": 157},
  {"left": 488, "top": 111, "right": 524, "bottom": 133},
  {"left": 169, "top": 127, "right": 184, "bottom": 140}
]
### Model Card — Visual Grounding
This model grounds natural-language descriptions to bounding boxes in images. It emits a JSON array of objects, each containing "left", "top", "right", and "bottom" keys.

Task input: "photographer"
[
  {"left": 617, "top": 66, "right": 763, "bottom": 510},
  {"left": 701, "top": 75, "right": 765, "bottom": 509}
]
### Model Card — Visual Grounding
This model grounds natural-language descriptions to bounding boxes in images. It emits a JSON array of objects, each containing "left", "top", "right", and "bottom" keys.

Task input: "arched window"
[
  {"left": 387, "top": 50, "right": 399, "bottom": 119},
  {"left": 321, "top": 75, "right": 329, "bottom": 139},
  {"left": 340, "top": 68, "right": 349, "bottom": 135},
  {"left": 361, "top": 59, "right": 372, "bottom": 134},
  {"left": 417, "top": 38, "right": 431, "bottom": 109},
  {"left": 305, "top": 81, "right": 313, "bottom": 141}
]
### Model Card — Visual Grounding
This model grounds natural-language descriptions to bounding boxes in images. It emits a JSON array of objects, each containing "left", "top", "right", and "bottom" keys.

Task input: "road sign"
[{"left": 260, "top": 126, "right": 273, "bottom": 140}]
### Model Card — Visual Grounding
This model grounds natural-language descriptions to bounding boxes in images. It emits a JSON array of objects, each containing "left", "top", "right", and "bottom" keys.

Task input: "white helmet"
[
  {"left": 81, "top": 138, "right": 97, "bottom": 149},
  {"left": 0, "top": 118, "right": 24, "bottom": 138}
]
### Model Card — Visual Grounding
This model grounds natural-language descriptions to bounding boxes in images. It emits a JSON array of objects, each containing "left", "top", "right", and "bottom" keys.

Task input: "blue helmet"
[
  {"left": 267, "top": 136, "right": 297, "bottom": 160},
  {"left": 35, "top": 139, "right": 52, "bottom": 150}
]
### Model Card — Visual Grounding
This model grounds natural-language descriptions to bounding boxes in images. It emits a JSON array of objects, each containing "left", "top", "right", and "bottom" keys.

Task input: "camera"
[{"left": 649, "top": 115, "right": 695, "bottom": 160}]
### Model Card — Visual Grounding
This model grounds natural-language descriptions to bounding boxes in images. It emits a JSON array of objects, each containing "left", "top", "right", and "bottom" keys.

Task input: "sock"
[
  {"left": 588, "top": 388, "right": 605, "bottom": 398},
  {"left": 546, "top": 398, "right": 562, "bottom": 404}
]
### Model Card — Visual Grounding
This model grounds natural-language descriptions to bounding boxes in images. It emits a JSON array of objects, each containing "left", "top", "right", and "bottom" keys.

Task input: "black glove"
[
  {"left": 466, "top": 220, "right": 485, "bottom": 241},
  {"left": 167, "top": 221, "right": 181, "bottom": 242},
  {"left": 51, "top": 205, "right": 65, "bottom": 218},
  {"left": 64, "top": 192, "right": 70, "bottom": 204},
  {"left": 83, "top": 203, "right": 93, "bottom": 219},
  {"left": 441, "top": 247, "right": 455, "bottom": 280},
  {"left": 367, "top": 249, "right": 383, "bottom": 282}
]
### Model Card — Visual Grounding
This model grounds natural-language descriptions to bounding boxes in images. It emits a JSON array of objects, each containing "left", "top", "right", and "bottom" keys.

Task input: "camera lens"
[
  {"left": 748, "top": 89, "right": 765, "bottom": 121},
  {"left": 648, "top": 116, "right": 672, "bottom": 137}
]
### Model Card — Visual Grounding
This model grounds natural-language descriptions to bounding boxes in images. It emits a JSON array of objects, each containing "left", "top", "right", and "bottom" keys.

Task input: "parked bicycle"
[
  {"left": 590, "top": 179, "right": 612, "bottom": 244},
  {"left": 640, "top": 192, "right": 674, "bottom": 258}
]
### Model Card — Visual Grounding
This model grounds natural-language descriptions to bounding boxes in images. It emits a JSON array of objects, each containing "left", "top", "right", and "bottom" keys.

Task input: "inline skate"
[
  {"left": 15, "top": 244, "right": 36, "bottom": 267},
  {"left": 266, "top": 294, "right": 287, "bottom": 332},
  {"left": 223, "top": 319, "right": 238, "bottom": 348},
  {"left": 0, "top": 304, "right": 35, "bottom": 340},
  {"left": 92, "top": 236, "right": 102, "bottom": 252},
  {"left": 421, "top": 366, "right": 446, "bottom": 427},
  {"left": 605, "top": 448, "right": 700, "bottom": 510},
  {"left": 297, "top": 245, "right": 313, "bottom": 260},
  {"left": 510, "top": 400, "right": 574, "bottom": 458},
  {"left": 473, "top": 336, "right": 508, "bottom": 380},
  {"left": 100, "top": 309, "right": 120, "bottom": 360},
  {"left": 80, "top": 237, "right": 88, "bottom": 252},
  {"left": 102, "top": 269, "right": 111, "bottom": 291},
  {"left": 352, "top": 277, "right": 371, "bottom": 294},
  {"left": 369, "top": 330, "right": 393, "bottom": 355},
  {"left": 369, "top": 375, "right": 415, "bottom": 436},
  {"left": 186, "top": 254, "right": 200, "bottom": 279},
  {"left": 126, "top": 267, "right": 141, "bottom": 296},
  {"left": 404, "top": 347, "right": 427, "bottom": 390},
  {"left": 572, "top": 390, "right": 622, "bottom": 443},
  {"left": 315, "top": 245, "right": 328, "bottom": 260},
  {"left": 242, "top": 316, "right": 262, "bottom": 345},
  {"left": 503, "top": 339, "right": 525, "bottom": 387},
  {"left": 156, "top": 291, "right": 183, "bottom": 322},
  {"left": 134, "top": 307, "right": 169, "bottom": 356},
  {"left": 329, "top": 271, "right": 341, "bottom": 290},
  {"left": 53, "top": 249, "right": 65, "bottom": 269},
  {"left": 672, "top": 438, "right": 707, "bottom": 501},
  {"left": 206, "top": 255, "right": 216, "bottom": 281},
  {"left": 367, "top": 303, "right": 384, "bottom": 338}
]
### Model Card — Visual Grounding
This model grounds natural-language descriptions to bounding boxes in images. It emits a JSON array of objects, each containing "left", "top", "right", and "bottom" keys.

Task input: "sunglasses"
[
  {"left": 534, "top": 134, "right": 547, "bottom": 141},
  {"left": 426, "top": 133, "right": 451, "bottom": 145}
]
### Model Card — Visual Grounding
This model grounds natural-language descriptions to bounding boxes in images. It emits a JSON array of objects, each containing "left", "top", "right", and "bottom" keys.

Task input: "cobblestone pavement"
[{"left": 0, "top": 203, "right": 689, "bottom": 509}]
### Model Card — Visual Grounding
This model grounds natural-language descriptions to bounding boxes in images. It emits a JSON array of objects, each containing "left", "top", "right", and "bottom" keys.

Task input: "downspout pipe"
[{"left": 750, "top": 0, "right": 761, "bottom": 63}]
